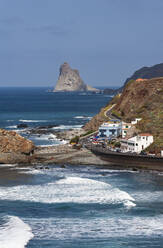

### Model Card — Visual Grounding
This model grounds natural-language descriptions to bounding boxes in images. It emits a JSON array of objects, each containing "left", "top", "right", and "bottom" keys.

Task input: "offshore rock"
[
  {"left": 0, "top": 129, "right": 35, "bottom": 164},
  {"left": 54, "top": 62, "right": 98, "bottom": 92}
]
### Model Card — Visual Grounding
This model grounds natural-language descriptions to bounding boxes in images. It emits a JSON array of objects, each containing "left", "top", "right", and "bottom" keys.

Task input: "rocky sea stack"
[
  {"left": 54, "top": 62, "right": 98, "bottom": 92},
  {"left": 0, "top": 129, "right": 35, "bottom": 164}
]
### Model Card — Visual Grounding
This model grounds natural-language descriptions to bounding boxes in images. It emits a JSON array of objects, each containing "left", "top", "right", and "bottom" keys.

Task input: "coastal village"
[
  {"left": 0, "top": 65, "right": 163, "bottom": 168},
  {"left": 95, "top": 117, "right": 154, "bottom": 154}
]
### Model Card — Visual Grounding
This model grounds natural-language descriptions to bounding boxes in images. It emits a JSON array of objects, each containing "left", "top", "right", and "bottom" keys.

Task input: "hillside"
[
  {"left": 124, "top": 63, "right": 163, "bottom": 86},
  {"left": 84, "top": 77, "right": 163, "bottom": 153}
]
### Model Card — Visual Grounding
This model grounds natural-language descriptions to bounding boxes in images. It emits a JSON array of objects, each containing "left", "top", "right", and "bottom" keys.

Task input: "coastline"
[
  {"left": 31, "top": 143, "right": 163, "bottom": 172},
  {"left": 0, "top": 127, "right": 162, "bottom": 172}
]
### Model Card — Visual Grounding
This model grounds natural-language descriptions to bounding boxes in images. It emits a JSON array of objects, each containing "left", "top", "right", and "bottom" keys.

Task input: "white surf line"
[{"left": 0, "top": 215, "right": 34, "bottom": 248}]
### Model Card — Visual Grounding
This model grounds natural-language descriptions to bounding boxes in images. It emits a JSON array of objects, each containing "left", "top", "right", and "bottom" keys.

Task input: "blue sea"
[
  {"left": 0, "top": 87, "right": 112, "bottom": 146},
  {"left": 0, "top": 87, "right": 163, "bottom": 248}
]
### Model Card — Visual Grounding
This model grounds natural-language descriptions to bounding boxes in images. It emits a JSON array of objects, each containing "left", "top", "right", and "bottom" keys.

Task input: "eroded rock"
[{"left": 0, "top": 129, "right": 35, "bottom": 164}]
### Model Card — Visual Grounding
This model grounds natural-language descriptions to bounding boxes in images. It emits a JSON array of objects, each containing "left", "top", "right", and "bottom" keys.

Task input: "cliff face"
[
  {"left": 54, "top": 62, "right": 98, "bottom": 92},
  {"left": 84, "top": 77, "right": 163, "bottom": 153},
  {"left": 0, "top": 129, "right": 35, "bottom": 164}
]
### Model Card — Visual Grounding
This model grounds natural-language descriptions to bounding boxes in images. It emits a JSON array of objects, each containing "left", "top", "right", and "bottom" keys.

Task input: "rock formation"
[
  {"left": 54, "top": 62, "right": 98, "bottom": 92},
  {"left": 0, "top": 129, "right": 35, "bottom": 164}
]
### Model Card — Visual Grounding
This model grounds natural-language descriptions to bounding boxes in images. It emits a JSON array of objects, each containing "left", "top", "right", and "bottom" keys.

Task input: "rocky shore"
[
  {"left": 0, "top": 127, "right": 163, "bottom": 172},
  {"left": 33, "top": 144, "right": 109, "bottom": 166}
]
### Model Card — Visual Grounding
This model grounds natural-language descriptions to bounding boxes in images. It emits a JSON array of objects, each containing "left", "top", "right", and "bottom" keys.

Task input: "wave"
[
  {"left": 32, "top": 133, "right": 57, "bottom": 141},
  {"left": 51, "top": 125, "right": 83, "bottom": 130},
  {"left": 0, "top": 177, "right": 135, "bottom": 208},
  {"left": 0, "top": 164, "right": 17, "bottom": 168},
  {"left": 19, "top": 119, "right": 47, "bottom": 123},
  {"left": 74, "top": 116, "right": 92, "bottom": 120},
  {"left": 29, "top": 215, "right": 163, "bottom": 240},
  {"left": 6, "top": 125, "right": 17, "bottom": 129},
  {"left": 0, "top": 215, "right": 33, "bottom": 248}
]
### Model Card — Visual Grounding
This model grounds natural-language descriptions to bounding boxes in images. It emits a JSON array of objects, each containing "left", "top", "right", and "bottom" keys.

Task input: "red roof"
[
  {"left": 139, "top": 133, "right": 152, "bottom": 137},
  {"left": 136, "top": 78, "right": 146, "bottom": 82}
]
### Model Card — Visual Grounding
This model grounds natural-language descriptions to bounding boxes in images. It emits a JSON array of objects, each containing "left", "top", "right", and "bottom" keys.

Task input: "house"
[
  {"left": 122, "top": 118, "right": 141, "bottom": 138},
  {"left": 136, "top": 78, "right": 147, "bottom": 82},
  {"left": 122, "top": 122, "right": 133, "bottom": 138},
  {"left": 98, "top": 119, "right": 121, "bottom": 139},
  {"left": 120, "top": 133, "right": 153, "bottom": 153},
  {"left": 131, "top": 118, "right": 142, "bottom": 125}
]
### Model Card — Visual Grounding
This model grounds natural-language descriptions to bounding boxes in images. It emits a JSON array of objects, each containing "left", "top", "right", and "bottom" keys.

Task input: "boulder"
[
  {"left": 17, "top": 123, "right": 28, "bottom": 128},
  {"left": 0, "top": 129, "right": 35, "bottom": 164}
]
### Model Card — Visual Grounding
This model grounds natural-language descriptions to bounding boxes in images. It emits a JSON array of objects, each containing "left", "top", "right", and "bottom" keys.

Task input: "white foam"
[
  {"left": 51, "top": 125, "right": 83, "bottom": 130},
  {"left": 6, "top": 125, "right": 17, "bottom": 129},
  {"left": 0, "top": 216, "right": 33, "bottom": 248},
  {"left": 19, "top": 119, "right": 47, "bottom": 123},
  {"left": 0, "top": 164, "right": 17, "bottom": 168},
  {"left": 0, "top": 177, "right": 135, "bottom": 207},
  {"left": 74, "top": 116, "right": 92, "bottom": 120},
  {"left": 32, "top": 133, "right": 57, "bottom": 141},
  {"left": 28, "top": 215, "right": 163, "bottom": 240}
]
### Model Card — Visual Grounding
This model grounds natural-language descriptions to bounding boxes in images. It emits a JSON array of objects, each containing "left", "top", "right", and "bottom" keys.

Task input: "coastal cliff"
[
  {"left": 84, "top": 77, "right": 163, "bottom": 153},
  {"left": 54, "top": 62, "right": 98, "bottom": 92},
  {"left": 0, "top": 129, "right": 35, "bottom": 164}
]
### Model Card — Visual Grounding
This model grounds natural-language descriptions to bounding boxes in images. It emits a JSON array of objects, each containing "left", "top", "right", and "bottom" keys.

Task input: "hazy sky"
[{"left": 0, "top": 0, "right": 163, "bottom": 87}]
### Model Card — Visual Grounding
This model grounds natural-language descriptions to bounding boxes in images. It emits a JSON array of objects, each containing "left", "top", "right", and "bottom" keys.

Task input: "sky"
[{"left": 0, "top": 0, "right": 163, "bottom": 88}]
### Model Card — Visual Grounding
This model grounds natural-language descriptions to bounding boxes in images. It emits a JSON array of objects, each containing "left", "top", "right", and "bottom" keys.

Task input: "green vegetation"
[
  {"left": 70, "top": 136, "right": 79, "bottom": 144},
  {"left": 126, "top": 79, "right": 135, "bottom": 87},
  {"left": 80, "top": 130, "right": 95, "bottom": 137},
  {"left": 111, "top": 110, "right": 122, "bottom": 119}
]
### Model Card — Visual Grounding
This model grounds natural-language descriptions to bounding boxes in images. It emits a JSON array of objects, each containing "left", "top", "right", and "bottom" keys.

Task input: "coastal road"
[{"left": 104, "top": 104, "right": 117, "bottom": 119}]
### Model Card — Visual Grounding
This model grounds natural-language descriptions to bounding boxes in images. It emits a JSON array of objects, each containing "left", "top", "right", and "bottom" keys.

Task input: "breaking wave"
[
  {"left": 19, "top": 119, "right": 47, "bottom": 123},
  {"left": 51, "top": 125, "right": 83, "bottom": 130},
  {"left": 0, "top": 215, "right": 33, "bottom": 248},
  {"left": 0, "top": 177, "right": 135, "bottom": 208},
  {"left": 74, "top": 116, "right": 92, "bottom": 120}
]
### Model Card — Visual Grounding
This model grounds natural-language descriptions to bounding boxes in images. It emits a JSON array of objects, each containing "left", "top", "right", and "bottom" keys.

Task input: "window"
[{"left": 136, "top": 143, "right": 138, "bottom": 146}]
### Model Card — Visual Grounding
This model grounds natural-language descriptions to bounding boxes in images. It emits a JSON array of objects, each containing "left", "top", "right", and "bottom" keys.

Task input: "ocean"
[
  {"left": 0, "top": 87, "right": 111, "bottom": 146},
  {"left": 0, "top": 87, "right": 163, "bottom": 248}
]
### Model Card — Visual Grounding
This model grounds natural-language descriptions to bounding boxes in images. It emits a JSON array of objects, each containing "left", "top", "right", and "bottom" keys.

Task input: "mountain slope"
[
  {"left": 124, "top": 63, "right": 163, "bottom": 85},
  {"left": 84, "top": 77, "right": 163, "bottom": 153}
]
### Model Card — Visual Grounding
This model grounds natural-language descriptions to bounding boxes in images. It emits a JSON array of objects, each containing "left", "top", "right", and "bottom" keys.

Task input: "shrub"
[{"left": 70, "top": 136, "right": 79, "bottom": 144}]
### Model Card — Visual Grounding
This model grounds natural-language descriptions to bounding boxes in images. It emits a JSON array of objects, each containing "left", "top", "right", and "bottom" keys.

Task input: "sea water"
[
  {"left": 0, "top": 165, "right": 163, "bottom": 248},
  {"left": 0, "top": 87, "right": 111, "bottom": 146},
  {"left": 0, "top": 87, "right": 163, "bottom": 248}
]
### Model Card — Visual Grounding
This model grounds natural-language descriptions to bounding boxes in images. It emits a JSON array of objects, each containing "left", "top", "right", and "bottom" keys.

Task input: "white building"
[
  {"left": 122, "top": 118, "right": 142, "bottom": 138},
  {"left": 131, "top": 118, "right": 142, "bottom": 125},
  {"left": 120, "top": 133, "right": 153, "bottom": 153},
  {"left": 98, "top": 119, "right": 122, "bottom": 139}
]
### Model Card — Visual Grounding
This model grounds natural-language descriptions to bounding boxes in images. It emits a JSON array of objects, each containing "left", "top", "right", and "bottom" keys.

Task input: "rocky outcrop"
[
  {"left": 54, "top": 62, "right": 98, "bottom": 92},
  {"left": 0, "top": 129, "right": 35, "bottom": 164}
]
